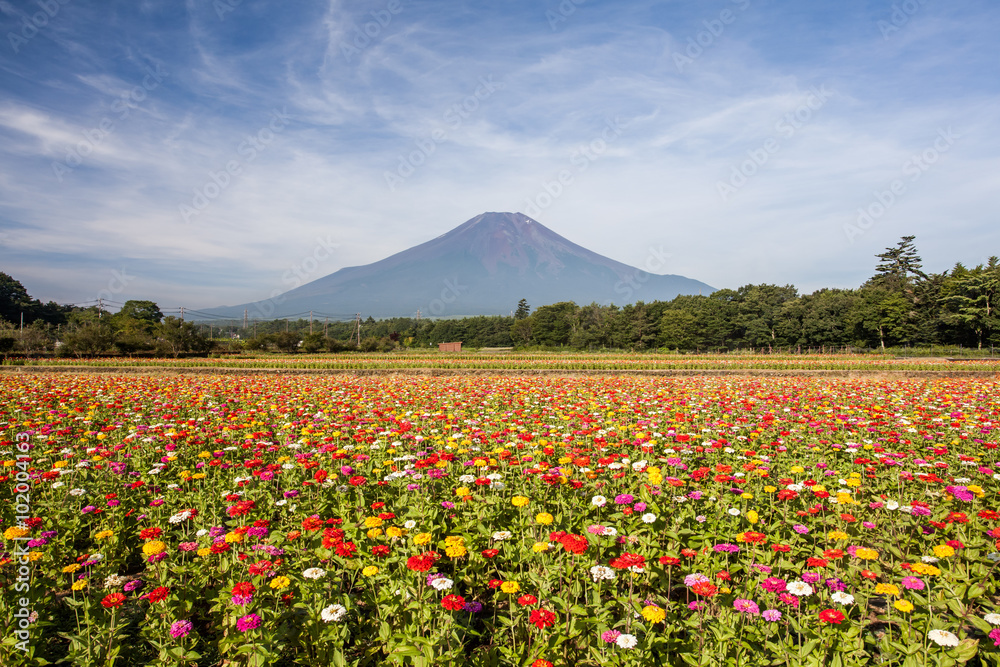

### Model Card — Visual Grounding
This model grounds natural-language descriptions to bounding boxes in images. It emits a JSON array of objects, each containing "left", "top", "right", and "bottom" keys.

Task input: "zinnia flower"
[
  {"left": 169, "top": 620, "right": 192, "bottom": 639},
  {"left": 818, "top": 609, "right": 845, "bottom": 624},
  {"left": 101, "top": 593, "right": 126, "bottom": 609},
  {"left": 927, "top": 629, "right": 960, "bottom": 647},
  {"left": 236, "top": 613, "right": 262, "bottom": 632},
  {"left": 529, "top": 608, "right": 556, "bottom": 629}
]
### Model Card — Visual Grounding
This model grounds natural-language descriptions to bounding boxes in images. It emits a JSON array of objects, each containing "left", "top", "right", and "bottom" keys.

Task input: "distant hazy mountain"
[{"left": 207, "top": 212, "right": 715, "bottom": 320}]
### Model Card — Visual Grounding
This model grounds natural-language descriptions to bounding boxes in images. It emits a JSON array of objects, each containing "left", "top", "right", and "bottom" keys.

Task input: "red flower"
[
  {"left": 659, "top": 556, "right": 680, "bottom": 566},
  {"left": 407, "top": 554, "right": 435, "bottom": 572},
  {"left": 715, "top": 571, "right": 731, "bottom": 580},
  {"left": 860, "top": 570, "right": 877, "bottom": 579},
  {"left": 147, "top": 586, "right": 169, "bottom": 603},
  {"left": 681, "top": 549, "right": 698, "bottom": 558},
  {"left": 818, "top": 609, "right": 845, "bottom": 624},
  {"left": 532, "top": 661, "right": 554, "bottom": 667},
  {"left": 806, "top": 557, "right": 828, "bottom": 568},
  {"left": 101, "top": 593, "right": 127, "bottom": 609},
  {"left": 248, "top": 560, "right": 274, "bottom": 576},
  {"left": 232, "top": 582, "right": 256, "bottom": 596},
  {"left": 529, "top": 609, "right": 557, "bottom": 629},
  {"left": 139, "top": 527, "right": 162, "bottom": 540},
  {"left": 372, "top": 545, "right": 390, "bottom": 557},
  {"left": 560, "top": 534, "right": 588, "bottom": 555},
  {"left": 517, "top": 594, "right": 538, "bottom": 606},
  {"left": 609, "top": 553, "right": 645, "bottom": 570},
  {"left": 481, "top": 548, "right": 500, "bottom": 559},
  {"left": 945, "top": 540, "right": 965, "bottom": 550},
  {"left": 349, "top": 476, "right": 367, "bottom": 487},
  {"left": 823, "top": 549, "right": 844, "bottom": 559},
  {"left": 441, "top": 594, "right": 465, "bottom": 611},
  {"left": 488, "top": 579, "right": 503, "bottom": 589},
  {"left": 335, "top": 541, "right": 357, "bottom": 558},
  {"left": 301, "top": 517, "right": 324, "bottom": 531},
  {"left": 771, "top": 544, "right": 791, "bottom": 553},
  {"left": 691, "top": 582, "right": 718, "bottom": 597}
]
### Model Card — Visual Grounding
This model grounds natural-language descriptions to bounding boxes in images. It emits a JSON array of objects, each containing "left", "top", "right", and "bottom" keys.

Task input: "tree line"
[{"left": 2, "top": 237, "right": 997, "bottom": 355}]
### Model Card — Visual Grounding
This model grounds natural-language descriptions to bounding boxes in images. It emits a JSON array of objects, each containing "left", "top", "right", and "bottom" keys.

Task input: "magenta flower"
[
  {"left": 236, "top": 613, "right": 262, "bottom": 632},
  {"left": 901, "top": 576, "right": 925, "bottom": 590},
  {"left": 169, "top": 620, "right": 193, "bottom": 639},
  {"left": 733, "top": 599, "right": 760, "bottom": 615},
  {"left": 601, "top": 630, "right": 621, "bottom": 644},
  {"left": 761, "top": 577, "right": 787, "bottom": 593},
  {"left": 762, "top": 609, "right": 782, "bottom": 622}
]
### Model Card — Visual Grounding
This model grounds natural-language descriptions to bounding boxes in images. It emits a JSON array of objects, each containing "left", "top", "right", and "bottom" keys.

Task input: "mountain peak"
[{"left": 211, "top": 212, "right": 715, "bottom": 319}]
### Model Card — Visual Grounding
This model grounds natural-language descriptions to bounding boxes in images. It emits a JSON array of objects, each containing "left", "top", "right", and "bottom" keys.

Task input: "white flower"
[
  {"left": 492, "top": 531, "right": 512, "bottom": 541},
  {"left": 430, "top": 577, "right": 454, "bottom": 591},
  {"left": 927, "top": 629, "right": 960, "bottom": 647},
  {"left": 321, "top": 603, "right": 347, "bottom": 623},
  {"left": 459, "top": 474, "right": 476, "bottom": 484},
  {"left": 168, "top": 510, "right": 192, "bottom": 524},
  {"left": 591, "top": 495, "right": 607, "bottom": 507},
  {"left": 673, "top": 496, "right": 688, "bottom": 504},
  {"left": 984, "top": 613, "right": 1000, "bottom": 626},
  {"left": 787, "top": 581, "right": 813, "bottom": 597},
  {"left": 69, "top": 488, "right": 86, "bottom": 496},
  {"left": 728, "top": 508, "right": 741, "bottom": 517},
  {"left": 922, "top": 556, "right": 940, "bottom": 563},
  {"left": 589, "top": 565, "right": 616, "bottom": 582},
  {"left": 195, "top": 529, "right": 208, "bottom": 537},
  {"left": 615, "top": 633, "right": 639, "bottom": 649},
  {"left": 103, "top": 574, "right": 128, "bottom": 589},
  {"left": 275, "top": 499, "right": 287, "bottom": 506},
  {"left": 303, "top": 568, "right": 326, "bottom": 580},
  {"left": 641, "top": 513, "right": 657, "bottom": 524},
  {"left": 886, "top": 500, "right": 899, "bottom": 510},
  {"left": 404, "top": 520, "right": 417, "bottom": 530},
  {"left": 831, "top": 592, "right": 855, "bottom": 605},
  {"left": 601, "top": 526, "right": 618, "bottom": 537}
]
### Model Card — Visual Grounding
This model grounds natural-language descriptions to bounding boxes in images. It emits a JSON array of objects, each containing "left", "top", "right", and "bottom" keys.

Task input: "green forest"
[{"left": 2, "top": 237, "right": 997, "bottom": 355}]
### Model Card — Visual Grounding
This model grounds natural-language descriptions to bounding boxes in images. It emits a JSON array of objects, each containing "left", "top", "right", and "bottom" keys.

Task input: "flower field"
[{"left": 2, "top": 373, "right": 1000, "bottom": 666}]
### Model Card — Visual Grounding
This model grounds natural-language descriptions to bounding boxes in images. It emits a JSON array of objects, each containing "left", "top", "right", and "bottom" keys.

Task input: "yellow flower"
[
  {"left": 854, "top": 548, "right": 878, "bottom": 560},
  {"left": 414, "top": 533, "right": 432, "bottom": 546},
  {"left": 790, "top": 466, "right": 805, "bottom": 474},
  {"left": 445, "top": 545, "right": 467, "bottom": 558},
  {"left": 500, "top": 581, "right": 521, "bottom": 594},
  {"left": 933, "top": 545, "right": 955, "bottom": 558},
  {"left": 535, "top": 513, "right": 554, "bottom": 526},
  {"left": 95, "top": 530, "right": 114, "bottom": 540},
  {"left": 828, "top": 531, "right": 850, "bottom": 541},
  {"left": 269, "top": 576, "right": 291, "bottom": 590},
  {"left": 71, "top": 579, "right": 88, "bottom": 591},
  {"left": 197, "top": 548, "right": 211, "bottom": 558},
  {"left": 894, "top": 599, "right": 914, "bottom": 613},
  {"left": 511, "top": 496, "right": 530, "bottom": 507},
  {"left": 63, "top": 564, "right": 81, "bottom": 574},
  {"left": 845, "top": 478, "right": 861, "bottom": 487},
  {"left": 764, "top": 486, "right": 777, "bottom": 493},
  {"left": 364, "top": 517, "right": 384, "bottom": 529},
  {"left": 142, "top": 540, "right": 166, "bottom": 556},
  {"left": 641, "top": 605, "right": 666, "bottom": 624},
  {"left": 911, "top": 563, "right": 941, "bottom": 576},
  {"left": 968, "top": 485, "right": 985, "bottom": 498},
  {"left": 532, "top": 542, "right": 550, "bottom": 553},
  {"left": 836, "top": 493, "right": 857, "bottom": 505},
  {"left": 366, "top": 528, "right": 383, "bottom": 539},
  {"left": 874, "top": 583, "right": 900, "bottom": 596},
  {"left": 746, "top": 510, "right": 759, "bottom": 524},
  {"left": 224, "top": 531, "right": 243, "bottom": 544},
  {"left": 385, "top": 526, "right": 403, "bottom": 539},
  {"left": 455, "top": 487, "right": 471, "bottom": 497},
  {"left": 741, "top": 493, "right": 754, "bottom": 500},
  {"left": 3, "top": 526, "right": 29, "bottom": 540},
  {"left": 444, "top": 536, "right": 465, "bottom": 545},
  {"left": 362, "top": 566, "right": 379, "bottom": 577}
]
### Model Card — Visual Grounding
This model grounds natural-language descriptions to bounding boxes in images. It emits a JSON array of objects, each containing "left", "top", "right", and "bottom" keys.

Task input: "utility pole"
[
  {"left": 356, "top": 313, "right": 361, "bottom": 344},
  {"left": 416, "top": 308, "right": 421, "bottom": 321},
  {"left": 309, "top": 311, "right": 313, "bottom": 334},
  {"left": 97, "top": 298, "right": 103, "bottom": 319},
  {"left": 179, "top": 306, "right": 185, "bottom": 322},
  {"left": 324, "top": 318, "right": 328, "bottom": 337},
  {"left": 244, "top": 308, "right": 248, "bottom": 330}
]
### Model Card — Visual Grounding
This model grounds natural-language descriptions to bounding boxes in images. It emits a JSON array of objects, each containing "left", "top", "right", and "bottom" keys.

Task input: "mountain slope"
[{"left": 209, "top": 212, "right": 715, "bottom": 320}]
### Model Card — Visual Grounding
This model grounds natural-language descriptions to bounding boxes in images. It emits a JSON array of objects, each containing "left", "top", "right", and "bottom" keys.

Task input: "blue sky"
[{"left": 1, "top": 0, "right": 998, "bottom": 312}]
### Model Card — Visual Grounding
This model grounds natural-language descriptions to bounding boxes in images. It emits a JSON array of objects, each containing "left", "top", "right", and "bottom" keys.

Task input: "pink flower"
[
  {"left": 601, "top": 630, "right": 621, "bottom": 644},
  {"left": 236, "top": 613, "right": 261, "bottom": 632},
  {"left": 169, "top": 620, "right": 192, "bottom": 639}
]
